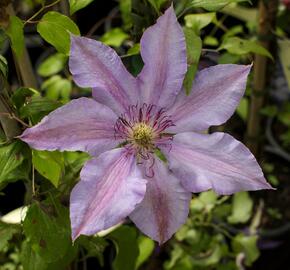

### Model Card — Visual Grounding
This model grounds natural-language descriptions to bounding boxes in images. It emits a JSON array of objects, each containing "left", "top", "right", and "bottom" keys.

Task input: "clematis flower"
[{"left": 20, "top": 6, "right": 273, "bottom": 244}]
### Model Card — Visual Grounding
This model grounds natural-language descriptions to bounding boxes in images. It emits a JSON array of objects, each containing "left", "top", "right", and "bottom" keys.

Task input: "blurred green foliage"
[{"left": 0, "top": 0, "right": 289, "bottom": 269}]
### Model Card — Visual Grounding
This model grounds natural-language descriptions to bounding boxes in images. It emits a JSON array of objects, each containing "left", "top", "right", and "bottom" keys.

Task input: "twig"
[
  {"left": 0, "top": 112, "right": 31, "bottom": 128},
  {"left": 24, "top": 0, "right": 62, "bottom": 25},
  {"left": 86, "top": 8, "right": 118, "bottom": 37}
]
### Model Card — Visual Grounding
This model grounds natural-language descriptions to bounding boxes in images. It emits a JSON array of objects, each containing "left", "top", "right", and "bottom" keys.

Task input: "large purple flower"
[{"left": 20, "top": 7, "right": 273, "bottom": 244}]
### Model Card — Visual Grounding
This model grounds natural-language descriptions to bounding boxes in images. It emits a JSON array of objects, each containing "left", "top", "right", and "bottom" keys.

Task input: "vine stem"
[
  {"left": 24, "top": 0, "right": 62, "bottom": 25},
  {"left": 6, "top": 5, "right": 38, "bottom": 89},
  {"left": 246, "top": 0, "right": 278, "bottom": 156},
  {"left": 0, "top": 112, "right": 31, "bottom": 127}
]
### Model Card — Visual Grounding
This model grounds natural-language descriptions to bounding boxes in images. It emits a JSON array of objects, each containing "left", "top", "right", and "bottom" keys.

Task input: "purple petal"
[
  {"left": 19, "top": 98, "right": 119, "bottom": 156},
  {"left": 165, "top": 132, "right": 273, "bottom": 195},
  {"left": 137, "top": 6, "right": 187, "bottom": 109},
  {"left": 69, "top": 35, "right": 138, "bottom": 114},
  {"left": 70, "top": 148, "right": 146, "bottom": 240},
  {"left": 167, "top": 64, "right": 252, "bottom": 133},
  {"left": 130, "top": 157, "right": 191, "bottom": 244}
]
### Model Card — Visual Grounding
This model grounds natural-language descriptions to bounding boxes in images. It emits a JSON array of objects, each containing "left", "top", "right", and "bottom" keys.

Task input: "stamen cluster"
[{"left": 114, "top": 103, "right": 174, "bottom": 157}]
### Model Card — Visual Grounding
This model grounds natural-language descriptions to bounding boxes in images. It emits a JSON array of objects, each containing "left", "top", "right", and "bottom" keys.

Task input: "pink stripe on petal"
[
  {"left": 168, "top": 64, "right": 252, "bottom": 133},
  {"left": 130, "top": 157, "right": 191, "bottom": 244},
  {"left": 69, "top": 35, "right": 139, "bottom": 114},
  {"left": 166, "top": 132, "right": 274, "bottom": 195},
  {"left": 70, "top": 148, "right": 146, "bottom": 240},
  {"left": 138, "top": 6, "right": 187, "bottom": 109},
  {"left": 19, "top": 98, "right": 119, "bottom": 156}
]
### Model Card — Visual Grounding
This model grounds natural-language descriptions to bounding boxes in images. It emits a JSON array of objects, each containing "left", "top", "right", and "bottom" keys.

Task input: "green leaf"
[
  {"left": 21, "top": 234, "right": 77, "bottom": 270},
  {"left": 0, "top": 222, "right": 20, "bottom": 251},
  {"left": 260, "top": 105, "right": 278, "bottom": 117},
  {"left": 227, "top": 192, "right": 253, "bottom": 224},
  {"left": 69, "top": 0, "right": 95, "bottom": 15},
  {"left": 184, "top": 13, "right": 216, "bottom": 34},
  {"left": 232, "top": 234, "right": 260, "bottom": 265},
  {"left": 120, "top": 0, "right": 133, "bottom": 29},
  {"left": 6, "top": 16, "right": 25, "bottom": 59},
  {"left": 204, "top": 36, "right": 219, "bottom": 46},
  {"left": 12, "top": 87, "right": 40, "bottom": 109},
  {"left": 100, "top": 28, "right": 129, "bottom": 47},
  {"left": 42, "top": 75, "right": 72, "bottom": 102},
  {"left": 127, "top": 43, "right": 141, "bottom": 56},
  {"left": 146, "top": 0, "right": 168, "bottom": 13},
  {"left": 19, "top": 96, "right": 61, "bottom": 124},
  {"left": 32, "top": 150, "right": 64, "bottom": 187},
  {"left": 221, "top": 25, "right": 244, "bottom": 41},
  {"left": 37, "top": 12, "right": 80, "bottom": 55},
  {"left": 219, "top": 37, "right": 273, "bottom": 59},
  {"left": 0, "top": 55, "right": 8, "bottom": 78},
  {"left": 135, "top": 236, "right": 154, "bottom": 269},
  {"left": 77, "top": 236, "right": 108, "bottom": 266},
  {"left": 0, "top": 141, "right": 28, "bottom": 186},
  {"left": 23, "top": 201, "right": 74, "bottom": 263},
  {"left": 221, "top": 3, "right": 257, "bottom": 23},
  {"left": 236, "top": 97, "right": 248, "bottom": 121},
  {"left": 109, "top": 226, "right": 139, "bottom": 270},
  {"left": 21, "top": 240, "right": 48, "bottom": 270},
  {"left": 278, "top": 39, "right": 290, "bottom": 91},
  {"left": 37, "top": 53, "right": 67, "bottom": 77},
  {"left": 190, "top": 0, "right": 250, "bottom": 11},
  {"left": 183, "top": 27, "right": 202, "bottom": 95}
]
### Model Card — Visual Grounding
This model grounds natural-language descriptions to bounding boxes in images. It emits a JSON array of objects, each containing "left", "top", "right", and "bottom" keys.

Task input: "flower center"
[
  {"left": 132, "top": 122, "right": 154, "bottom": 148},
  {"left": 114, "top": 103, "right": 174, "bottom": 157}
]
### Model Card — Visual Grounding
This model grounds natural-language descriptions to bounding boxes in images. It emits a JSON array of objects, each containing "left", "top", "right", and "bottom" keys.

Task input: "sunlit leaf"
[
  {"left": 127, "top": 43, "right": 141, "bottom": 56},
  {"left": 69, "top": 0, "right": 95, "bottom": 15},
  {"left": 120, "top": 0, "right": 133, "bottom": 29},
  {"left": 37, "top": 53, "right": 67, "bottom": 77},
  {"left": 135, "top": 236, "right": 154, "bottom": 269},
  {"left": 184, "top": 13, "right": 216, "bottom": 34},
  {"left": 228, "top": 192, "right": 253, "bottom": 224},
  {"left": 37, "top": 12, "right": 80, "bottom": 55},
  {"left": 190, "top": 0, "right": 250, "bottom": 12},
  {"left": 219, "top": 37, "right": 273, "bottom": 59},
  {"left": 32, "top": 150, "right": 64, "bottom": 187},
  {"left": 109, "top": 226, "right": 139, "bottom": 270},
  {"left": 183, "top": 27, "right": 202, "bottom": 95},
  {"left": 204, "top": 36, "right": 219, "bottom": 46},
  {"left": 221, "top": 3, "right": 257, "bottom": 23},
  {"left": 232, "top": 234, "right": 260, "bottom": 265},
  {"left": 236, "top": 97, "right": 248, "bottom": 121},
  {"left": 278, "top": 39, "right": 290, "bottom": 91},
  {"left": 42, "top": 75, "right": 72, "bottom": 102},
  {"left": 100, "top": 28, "right": 129, "bottom": 47}
]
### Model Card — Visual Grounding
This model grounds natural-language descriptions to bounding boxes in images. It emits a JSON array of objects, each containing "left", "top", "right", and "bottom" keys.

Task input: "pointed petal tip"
[{"left": 71, "top": 229, "right": 82, "bottom": 243}]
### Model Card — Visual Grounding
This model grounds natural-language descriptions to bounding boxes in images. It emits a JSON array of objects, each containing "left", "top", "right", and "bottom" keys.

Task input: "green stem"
[{"left": 7, "top": 5, "right": 38, "bottom": 88}]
